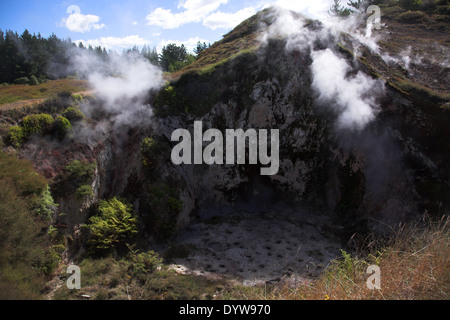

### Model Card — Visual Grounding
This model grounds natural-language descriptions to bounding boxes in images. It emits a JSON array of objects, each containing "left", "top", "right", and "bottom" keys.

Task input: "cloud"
[
  {"left": 157, "top": 36, "right": 210, "bottom": 53},
  {"left": 262, "top": 0, "right": 330, "bottom": 20},
  {"left": 202, "top": 7, "right": 257, "bottom": 30},
  {"left": 62, "top": 13, "right": 105, "bottom": 33},
  {"left": 75, "top": 35, "right": 149, "bottom": 51},
  {"left": 146, "top": 0, "right": 228, "bottom": 29}
]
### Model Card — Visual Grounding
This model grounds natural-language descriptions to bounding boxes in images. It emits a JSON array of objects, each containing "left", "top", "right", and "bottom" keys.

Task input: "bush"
[
  {"left": 398, "top": 10, "right": 426, "bottom": 21},
  {"left": 32, "top": 185, "right": 58, "bottom": 221},
  {"left": 13, "top": 77, "right": 29, "bottom": 85},
  {"left": 29, "top": 75, "right": 39, "bottom": 86},
  {"left": 72, "top": 94, "right": 83, "bottom": 102},
  {"left": 85, "top": 198, "right": 138, "bottom": 251},
  {"left": 65, "top": 160, "right": 96, "bottom": 183},
  {"left": 53, "top": 116, "right": 72, "bottom": 138},
  {"left": 75, "top": 184, "right": 93, "bottom": 199},
  {"left": 7, "top": 126, "right": 25, "bottom": 148},
  {"left": 0, "top": 151, "right": 54, "bottom": 298},
  {"left": 140, "top": 137, "right": 158, "bottom": 167},
  {"left": 22, "top": 114, "right": 54, "bottom": 136},
  {"left": 399, "top": 0, "right": 424, "bottom": 10},
  {"left": 62, "top": 107, "right": 85, "bottom": 122},
  {"left": 128, "top": 248, "right": 163, "bottom": 274}
]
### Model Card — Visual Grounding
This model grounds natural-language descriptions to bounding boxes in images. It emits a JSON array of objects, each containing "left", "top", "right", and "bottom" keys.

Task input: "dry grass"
[
  {"left": 0, "top": 79, "right": 89, "bottom": 106},
  {"left": 227, "top": 215, "right": 449, "bottom": 300}
]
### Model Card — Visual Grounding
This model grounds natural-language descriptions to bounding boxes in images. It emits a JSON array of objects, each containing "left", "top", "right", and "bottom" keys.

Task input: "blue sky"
[{"left": 0, "top": 0, "right": 332, "bottom": 53}]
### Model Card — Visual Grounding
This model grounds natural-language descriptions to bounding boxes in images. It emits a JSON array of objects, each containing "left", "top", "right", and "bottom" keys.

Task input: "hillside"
[{"left": 0, "top": 4, "right": 449, "bottom": 300}]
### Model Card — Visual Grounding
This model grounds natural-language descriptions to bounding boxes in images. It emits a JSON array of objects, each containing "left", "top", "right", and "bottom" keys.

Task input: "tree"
[
  {"left": 194, "top": 41, "right": 210, "bottom": 56},
  {"left": 347, "top": 0, "right": 364, "bottom": 11},
  {"left": 85, "top": 198, "right": 138, "bottom": 251},
  {"left": 329, "top": 0, "right": 353, "bottom": 17},
  {"left": 159, "top": 43, "right": 188, "bottom": 72},
  {"left": 141, "top": 45, "right": 159, "bottom": 66}
]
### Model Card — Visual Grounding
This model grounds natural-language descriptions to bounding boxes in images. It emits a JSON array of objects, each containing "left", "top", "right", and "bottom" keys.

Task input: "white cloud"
[
  {"left": 75, "top": 35, "right": 150, "bottom": 51},
  {"left": 157, "top": 36, "right": 210, "bottom": 53},
  {"left": 146, "top": 0, "right": 228, "bottom": 29},
  {"left": 203, "top": 7, "right": 257, "bottom": 30},
  {"left": 132, "top": 21, "right": 138, "bottom": 26},
  {"left": 62, "top": 13, "right": 105, "bottom": 33},
  {"left": 263, "top": 0, "right": 330, "bottom": 20}
]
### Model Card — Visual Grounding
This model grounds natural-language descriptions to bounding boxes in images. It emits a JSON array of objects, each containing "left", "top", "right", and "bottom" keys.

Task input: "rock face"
[
  {"left": 11, "top": 8, "right": 449, "bottom": 270},
  {"left": 144, "top": 10, "right": 447, "bottom": 238}
]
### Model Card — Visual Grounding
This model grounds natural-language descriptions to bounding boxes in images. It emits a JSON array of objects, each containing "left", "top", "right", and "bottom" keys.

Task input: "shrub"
[
  {"left": 399, "top": 0, "right": 424, "bottom": 10},
  {"left": 65, "top": 160, "right": 96, "bottom": 183},
  {"left": 75, "top": 184, "right": 93, "bottom": 199},
  {"left": 7, "top": 126, "right": 25, "bottom": 148},
  {"left": 22, "top": 114, "right": 54, "bottom": 136},
  {"left": 128, "top": 248, "right": 163, "bottom": 274},
  {"left": 13, "top": 77, "right": 29, "bottom": 85},
  {"left": 71, "top": 94, "right": 83, "bottom": 102},
  {"left": 62, "top": 107, "right": 85, "bottom": 122},
  {"left": 398, "top": 10, "right": 426, "bottom": 21},
  {"left": 32, "top": 185, "right": 58, "bottom": 221},
  {"left": 0, "top": 151, "right": 55, "bottom": 298},
  {"left": 53, "top": 116, "right": 72, "bottom": 138},
  {"left": 29, "top": 75, "right": 39, "bottom": 86},
  {"left": 140, "top": 137, "right": 159, "bottom": 167},
  {"left": 85, "top": 198, "right": 138, "bottom": 251}
]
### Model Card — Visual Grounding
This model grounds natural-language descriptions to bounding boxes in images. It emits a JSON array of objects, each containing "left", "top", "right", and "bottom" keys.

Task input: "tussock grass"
[
  {"left": 227, "top": 215, "right": 449, "bottom": 300},
  {"left": 0, "top": 79, "right": 89, "bottom": 106}
]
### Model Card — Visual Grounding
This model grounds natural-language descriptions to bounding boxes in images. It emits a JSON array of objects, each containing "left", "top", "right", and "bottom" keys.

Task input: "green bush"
[
  {"left": 398, "top": 10, "right": 426, "bottom": 21},
  {"left": 65, "top": 160, "right": 96, "bottom": 183},
  {"left": 128, "top": 248, "right": 163, "bottom": 274},
  {"left": 71, "top": 94, "right": 83, "bottom": 102},
  {"left": 13, "top": 77, "right": 29, "bottom": 85},
  {"left": 85, "top": 198, "right": 138, "bottom": 251},
  {"left": 29, "top": 75, "right": 39, "bottom": 86},
  {"left": 7, "top": 126, "right": 25, "bottom": 148},
  {"left": 22, "top": 114, "right": 54, "bottom": 136},
  {"left": 62, "top": 107, "right": 85, "bottom": 122},
  {"left": 0, "top": 151, "right": 55, "bottom": 298},
  {"left": 76, "top": 184, "right": 93, "bottom": 199},
  {"left": 32, "top": 185, "right": 58, "bottom": 221},
  {"left": 140, "top": 137, "right": 159, "bottom": 167},
  {"left": 399, "top": 0, "right": 423, "bottom": 9},
  {"left": 53, "top": 116, "right": 72, "bottom": 138}
]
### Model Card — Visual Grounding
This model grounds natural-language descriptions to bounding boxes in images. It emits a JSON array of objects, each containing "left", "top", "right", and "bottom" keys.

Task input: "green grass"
[
  {"left": 169, "top": 8, "right": 274, "bottom": 78},
  {"left": 52, "top": 254, "right": 224, "bottom": 300},
  {"left": 0, "top": 79, "right": 90, "bottom": 106}
]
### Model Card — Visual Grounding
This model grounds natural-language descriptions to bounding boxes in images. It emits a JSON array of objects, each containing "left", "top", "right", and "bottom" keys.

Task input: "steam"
[
  {"left": 311, "top": 48, "right": 383, "bottom": 130},
  {"left": 261, "top": 7, "right": 385, "bottom": 130},
  {"left": 69, "top": 47, "right": 163, "bottom": 128}
]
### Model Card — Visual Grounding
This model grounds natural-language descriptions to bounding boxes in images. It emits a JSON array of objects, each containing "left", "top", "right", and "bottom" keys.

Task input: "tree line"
[{"left": 0, "top": 29, "right": 210, "bottom": 84}]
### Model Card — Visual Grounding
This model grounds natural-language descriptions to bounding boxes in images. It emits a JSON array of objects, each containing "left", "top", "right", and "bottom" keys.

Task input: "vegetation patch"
[
  {"left": 0, "top": 79, "right": 89, "bottom": 106},
  {"left": 85, "top": 197, "right": 138, "bottom": 254},
  {"left": 0, "top": 151, "right": 62, "bottom": 299}
]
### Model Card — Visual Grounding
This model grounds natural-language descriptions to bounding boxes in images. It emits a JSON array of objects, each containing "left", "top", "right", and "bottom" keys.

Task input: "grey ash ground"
[{"left": 167, "top": 209, "right": 343, "bottom": 286}]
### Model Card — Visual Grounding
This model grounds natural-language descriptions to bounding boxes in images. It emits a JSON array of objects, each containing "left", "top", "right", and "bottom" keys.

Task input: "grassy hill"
[{"left": 0, "top": 79, "right": 90, "bottom": 108}]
